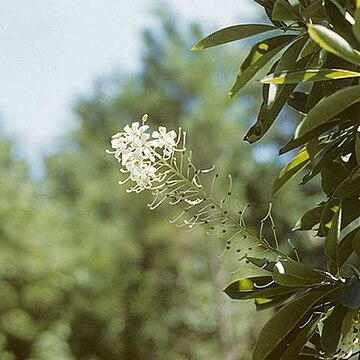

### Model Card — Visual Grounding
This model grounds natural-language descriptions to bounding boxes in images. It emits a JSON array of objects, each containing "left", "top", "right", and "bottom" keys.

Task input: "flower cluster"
[{"left": 107, "top": 114, "right": 178, "bottom": 192}]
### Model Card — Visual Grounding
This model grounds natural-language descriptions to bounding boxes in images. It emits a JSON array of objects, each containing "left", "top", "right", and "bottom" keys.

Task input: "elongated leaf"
[
  {"left": 338, "top": 227, "right": 359, "bottom": 268},
  {"left": 244, "top": 38, "right": 308, "bottom": 143},
  {"left": 229, "top": 35, "right": 297, "bottom": 97},
  {"left": 321, "top": 304, "right": 348, "bottom": 357},
  {"left": 191, "top": 24, "right": 277, "bottom": 50},
  {"left": 279, "top": 314, "right": 321, "bottom": 360},
  {"left": 261, "top": 68, "right": 360, "bottom": 84},
  {"left": 272, "top": 147, "right": 310, "bottom": 194},
  {"left": 273, "top": 259, "right": 328, "bottom": 287},
  {"left": 308, "top": 24, "right": 360, "bottom": 66},
  {"left": 280, "top": 120, "right": 339, "bottom": 154},
  {"left": 332, "top": 167, "right": 360, "bottom": 199},
  {"left": 324, "top": 0, "right": 357, "bottom": 46},
  {"left": 272, "top": 0, "right": 302, "bottom": 21},
  {"left": 253, "top": 290, "right": 333, "bottom": 360},
  {"left": 325, "top": 205, "right": 342, "bottom": 274},
  {"left": 301, "top": 0, "right": 325, "bottom": 21},
  {"left": 353, "top": 7, "right": 360, "bottom": 43},
  {"left": 224, "top": 276, "right": 298, "bottom": 301},
  {"left": 352, "top": 228, "right": 360, "bottom": 258},
  {"left": 295, "top": 84, "right": 360, "bottom": 139},
  {"left": 293, "top": 206, "right": 324, "bottom": 231},
  {"left": 288, "top": 91, "right": 308, "bottom": 114}
]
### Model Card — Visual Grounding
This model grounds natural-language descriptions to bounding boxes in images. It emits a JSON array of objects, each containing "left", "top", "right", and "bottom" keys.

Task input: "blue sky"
[{"left": 0, "top": 0, "right": 258, "bottom": 169}]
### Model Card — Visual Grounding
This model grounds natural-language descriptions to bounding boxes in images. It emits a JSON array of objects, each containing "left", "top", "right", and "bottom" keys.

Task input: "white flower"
[
  {"left": 108, "top": 115, "right": 179, "bottom": 193},
  {"left": 151, "top": 126, "right": 177, "bottom": 157}
]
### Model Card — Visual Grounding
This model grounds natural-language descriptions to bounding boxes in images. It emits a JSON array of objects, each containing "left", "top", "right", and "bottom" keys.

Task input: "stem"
[{"left": 157, "top": 153, "right": 288, "bottom": 258}]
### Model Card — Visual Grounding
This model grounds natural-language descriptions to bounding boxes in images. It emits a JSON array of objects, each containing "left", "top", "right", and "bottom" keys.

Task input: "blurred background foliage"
[{"left": 0, "top": 9, "right": 321, "bottom": 360}]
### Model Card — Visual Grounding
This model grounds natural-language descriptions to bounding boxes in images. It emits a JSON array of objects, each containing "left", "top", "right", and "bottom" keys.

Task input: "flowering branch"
[{"left": 107, "top": 114, "right": 288, "bottom": 260}]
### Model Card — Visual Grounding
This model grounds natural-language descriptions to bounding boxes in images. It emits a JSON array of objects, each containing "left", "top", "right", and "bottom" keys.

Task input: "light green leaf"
[
  {"left": 229, "top": 35, "right": 297, "bottom": 97},
  {"left": 261, "top": 68, "right": 360, "bottom": 84},
  {"left": 272, "top": 0, "right": 302, "bottom": 21},
  {"left": 191, "top": 24, "right": 277, "bottom": 50},
  {"left": 295, "top": 84, "right": 360, "bottom": 139},
  {"left": 272, "top": 147, "right": 310, "bottom": 194},
  {"left": 308, "top": 24, "right": 360, "bottom": 66}
]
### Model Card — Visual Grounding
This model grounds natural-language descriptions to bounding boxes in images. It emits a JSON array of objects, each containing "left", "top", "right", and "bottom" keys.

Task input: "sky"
[{"left": 0, "top": 0, "right": 258, "bottom": 171}]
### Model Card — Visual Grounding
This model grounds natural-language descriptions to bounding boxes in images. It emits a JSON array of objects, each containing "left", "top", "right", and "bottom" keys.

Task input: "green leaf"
[
  {"left": 295, "top": 84, "right": 360, "bottom": 139},
  {"left": 287, "top": 91, "right": 308, "bottom": 114},
  {"left": 229, "top": 35, "right": 297, "bottom": 97},
  {"left": 301, "top": 138, "right": 345, "bottom": 185},
  {"left": 272, "top": 0, "right": 302, "bottom": 21},
  {"left": 338, "top": 227, "right": 359, "bottom": 268},
  {"left": 325, "top": 205, "right": 342, "bottom": 274},
  {"left": 324, "top": 0, "right": 358, "bottom": 47},
  {"left": 301, "top": 0, "right": 325, "bottom": 21},
  {"left": 321, "top": 161, "right": 348, "bottom": 196},
  {"left": 353, "top": 7, "right": 360, "bottom": 43},
  {"left": 280, "top": 120, "right": 339, "bottom": 154},
  {"left": 261, "top": 68, "right": 360, "bottom": 84},
  {"left": 332, "top": 167, "right": 360, "bottom": 199},
  {"left": 307, "top": 24, "right": 360, "bottom": 66},
  {"left": 272, "top": 147, "right": 310, "bottom": 194},
  {"left": 293, "top": 205, "right": 324, "bottom": 231},
  {"left": 321, "top": 304, "right": 349, "bottom": 357},
  {"left": 224, "top": 276, "right": 298, "bottom": 301},
  {"left": 244, "top": 38, "right": 308, "bottom": 143},
  {"left": 352, "top": 228, "right": 360, "bottom": 258},
  {"left": 191, "top": 24, "right": 277, "bottom": 50},
  {"left": 272, "top": 259, "right": 328, "bottom": 287},
  {"left": 279, "top": 314, "right": 321, "bottom": 360},
  {"left": 252, "top": 290, "right": 333, "bottom": 360}
]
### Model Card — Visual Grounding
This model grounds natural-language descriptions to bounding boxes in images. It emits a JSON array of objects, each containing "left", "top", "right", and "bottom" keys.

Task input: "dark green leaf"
[
  {"left": 229, "top": 35, "right": 297, "bottom": 97},
  {"left": 338, "top": 227, "right": 359, "bottom": 268},
  {"left": 191, "top": 24, "right": 277, "bottom": 50},
  {"left": 324, "top": 0, "right": 358, "bottom": 47},
  {"left": 321, "top": 304, "right": 348, "bottom": 357},
  {"left": 353, "top": 7, "right": 360, "bottom": 43},
  {"left": 287, "top": 91, "right": 308, "bottom": 114},
  {"left": 253, "top": 290, "right": 334, "bottom": 360},
  {"left": 272, "top": 147, "right": 310, "bottom": 194},
  {"left": 272, "top": 0, "right": 302, "bottom": 21},
  {"left": 280, "top": 120, "right": 339, "bottom": 154},
  {"left": 279, "top": 314, "right": 321, "bottom": 360},
  {"left": 273, "top": 259, "right": 328, "bottom": 287},
  {"left": 321, "top": 161, "right": 348, "bottom": 196},
  {"left": 224, "top": 276, "right": 298, "bottom": 301},
  {"left": 301, "top": 0, "right": 325, "bottom": 21},
  {"left": 332, "top": 167, "right": 360, "bottom": 199},
  {"left": 295, "top": 84, "right": 360, "bottom": 139},
  {"left": 352, "top": 228, "right": 360, "bottom": 258},
  {"left": 293, "top": 206, "right": 324, "bottom": 231},
  {"left": 244, "top": 38, "right": 308, "bottom": 143},
  {"left": 325, "top": 205, "right": 342, "bottom": 274}
]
